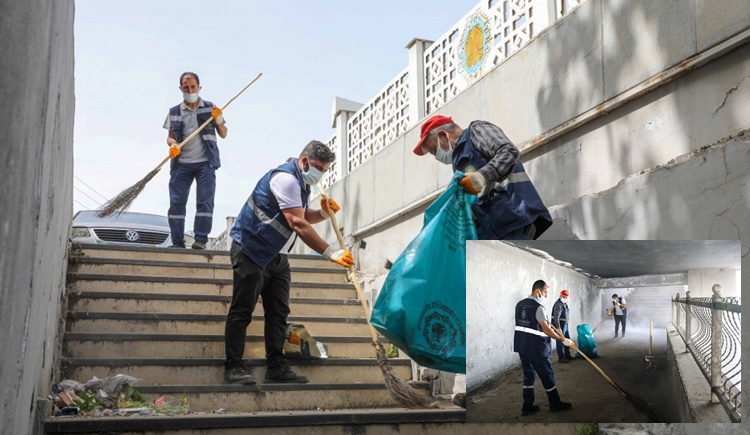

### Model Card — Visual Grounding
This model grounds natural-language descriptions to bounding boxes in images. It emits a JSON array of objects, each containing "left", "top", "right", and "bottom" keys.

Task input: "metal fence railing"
[{"left": 672, "top": 285, "right": 741, "bottom": 422}]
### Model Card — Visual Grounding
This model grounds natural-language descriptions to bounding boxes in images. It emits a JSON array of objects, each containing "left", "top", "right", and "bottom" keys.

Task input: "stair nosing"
[
  {"left": 65, "top": 332, "right": 386, "bottom": 343},
  {"left": 69, "top": 257, "right": 345, "bottom": 274},
  {"left": 72, "top": 242, "right": 323, "bottom": 261},
  {"left": 62, "top": 357, "right": 410, "bottom": 366},
  {"left": 67, "top": 273, "right": 354, "bottom": 288},
  {"left": 67, "top": 312, "right": 367, "bottom": 324},
  {"left": 67, "top": 291, "right": 361, "bottom": 305}
]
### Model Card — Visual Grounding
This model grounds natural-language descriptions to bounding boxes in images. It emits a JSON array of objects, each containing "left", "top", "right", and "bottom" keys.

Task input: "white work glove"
[
  {"left": 459, "top": 172, "right": 487, "bottom": 195},
  {"left": 322, "top": 246, "right": 355, "bottom": 268},
  {"left": 563, "top": 338, "right": 574, "bottom": 348}
]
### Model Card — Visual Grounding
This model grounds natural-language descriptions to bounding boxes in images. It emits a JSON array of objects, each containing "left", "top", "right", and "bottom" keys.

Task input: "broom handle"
[
  {"left": 318, "top": 185, "right": 382, "bottom": 347},
  {"left": 592, "top": 306, "right": 616, "bottom": 333},
  {"left": 152, "top": 73, "right": 264, "bottom": 172},
  {"left": 551, "top": 324, "right": 627, "bottom": 399}
]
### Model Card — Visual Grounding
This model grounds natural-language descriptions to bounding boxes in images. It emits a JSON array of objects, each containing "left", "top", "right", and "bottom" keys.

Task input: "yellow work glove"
[
  {"left": 320, "top": 198, "right": 340, "bottom": 219},
  {"left": 459, "top": 172, "right": 486, "bottom": 195},
  {"left": 322, "top": 246, "right": 355, "bottom": 268},
  {"left": 169, "top": 144, "right": 181, "bottom": 159},
  {"left": 211, "top": 107, "right": 224, "bottom": 124}
]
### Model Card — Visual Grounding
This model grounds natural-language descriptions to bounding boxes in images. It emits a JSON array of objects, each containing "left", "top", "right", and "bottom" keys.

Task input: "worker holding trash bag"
[
  {"left": 552, "top": 289, "right": 575, "bottom": 363},
  {"left": 413, "top": 115, "right": 552, "bottom": 240},
  {"left": 164, "top": 71, "right": 228, "bottom": 249},
  {"left": 514, "top": 280, "right": 573, "bottom": 416},
  {"left": 223, "top": 141, "right": 355, "bottom": 385}
]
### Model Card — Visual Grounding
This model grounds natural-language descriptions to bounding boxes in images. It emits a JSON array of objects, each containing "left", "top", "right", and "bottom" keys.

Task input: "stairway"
[{"left": 46, "top": 244, "right": 464, "bottom": 433}]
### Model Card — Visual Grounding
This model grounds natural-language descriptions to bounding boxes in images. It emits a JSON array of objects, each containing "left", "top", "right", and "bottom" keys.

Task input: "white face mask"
[
  {"left": 536, "top": 295, "right": 547, "bottom": 304},
  {"left": 301, "top": 159, "right": 324, "bottom": 185},
  {"left": 183, "top": 92, "right": 200, "bottom": 103},
  {"left": 435, "top": 135, "right": 454, "bottom": 165},
  {"left": 561, "top": 297, "right": 568, "bottom": 303}
]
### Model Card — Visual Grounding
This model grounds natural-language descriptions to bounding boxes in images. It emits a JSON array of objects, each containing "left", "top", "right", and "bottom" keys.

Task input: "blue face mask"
[
  {"left": 183, "top": 92, "right": 199, "bottom": 103},
  {"left": 435, "top": 135, "right": 454, "bottom": 165},
  {"left": 301, "top": 159, "right": 324, "bottom": 185}
]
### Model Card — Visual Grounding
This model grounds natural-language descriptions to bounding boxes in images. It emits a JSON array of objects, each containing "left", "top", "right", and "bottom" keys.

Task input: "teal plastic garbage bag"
[
  {"left": 576, "top": 324, "right": 599, "bottom": 359},
  {"left": 370, "top": 172, "right": 477, "bottom": 373}
]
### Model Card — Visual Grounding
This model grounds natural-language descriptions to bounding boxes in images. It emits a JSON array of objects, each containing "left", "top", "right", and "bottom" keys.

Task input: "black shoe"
[
  {"left": 265, "top": 364, "right": 309, "bottom": 384},
  {"left": 521, "top": 405, "right": 540, "bottom": 416},
  {"left": 550, "top": 401, "right": 573, "bottom": 412},
  {"left": 558, "top": 358, "right": 569, "bottom": 364},
  {"left": 224, "top": 366, "right": 257, "bottom": 385},
  {"left": 452, "top": 393, "right": 466, "bottom": 408},
  {"left": 614, "top": 333, "right": 619, "bottom": 338},
  {"left": 169, "top": 243, "right": 186, "bottom": 249},
  {"left": 191, "top": 241, "right": 206, "bottom": 249},
  {"left": 565, "top": 356, "right": 575, "bottom": 362}
]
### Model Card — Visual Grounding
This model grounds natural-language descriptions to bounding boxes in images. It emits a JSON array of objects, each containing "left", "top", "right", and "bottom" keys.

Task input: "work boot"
[
  {"left": 565, "top": 355, "right": 576, "bottom": 362},
  {"left": 549, "top": 401, "right": 573, "bottom": 412},
  {"left": 521, "top": 405, "right": 540, "bottom": 416},
  {"left": 224, "top": 366, "right": 257, "bottom": 385},
  {"left": 169, "top": 243, "right": 186, "bottom": 249},
  {"left": 558, "top": 358, "right": 569, "bottom": 364},
  {"left": 191, "top": 241, "right": 206, "bottom": 250},
  {"left": 265, "top": 363, "right": 309, "bottom": 384}
]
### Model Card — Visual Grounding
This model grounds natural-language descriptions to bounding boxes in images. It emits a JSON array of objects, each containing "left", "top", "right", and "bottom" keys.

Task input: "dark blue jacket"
[
  {"left": 514, "top": 297, "right": 551, "bottom": 357},
  {"left": 613, "top": 297, "right": 628, "bottom": 316},
  {"left": 230, "top": 160, "right": 309, "bottom": 268},
  {"left": 168, "top": 100, "right": 221, "bottom": 170},
  {"left": 452, "top": 126, "right": 552, "bottom": 239}
]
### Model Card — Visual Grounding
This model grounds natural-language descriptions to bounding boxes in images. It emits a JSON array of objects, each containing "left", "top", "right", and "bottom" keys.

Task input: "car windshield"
[{"left": 73, "top": 210, "right": 168, "bottom": 227}]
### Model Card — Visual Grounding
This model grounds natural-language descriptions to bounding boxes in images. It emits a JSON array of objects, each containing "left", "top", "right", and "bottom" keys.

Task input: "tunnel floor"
[{"left": 467, "top": 326, "right": 681, "bottom": 424}]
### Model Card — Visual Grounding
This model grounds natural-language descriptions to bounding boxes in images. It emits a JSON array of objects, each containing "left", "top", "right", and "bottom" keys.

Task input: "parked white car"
[{"left": 71, "top": 210, "right": 172, "bottom": 247}]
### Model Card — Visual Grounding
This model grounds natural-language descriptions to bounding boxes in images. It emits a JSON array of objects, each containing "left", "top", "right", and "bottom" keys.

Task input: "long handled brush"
[
  {"left": 591, "top": 306, "right": 615, "bottom": 334},
  {"left": 96, "top": 73, "right": 263, "bottom": 218},
  {"left": 552, "top": 324, "right": 656, "bottom": 420},
  {"left": 318, "top": 185, "right": 435, "bottom": 409}
]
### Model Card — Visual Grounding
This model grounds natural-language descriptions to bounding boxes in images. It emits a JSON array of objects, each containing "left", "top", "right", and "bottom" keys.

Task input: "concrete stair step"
[
  {"left": 68, "top": 292, "right": 365, "bottom": 317},
  {"left": 63, "top": 333, "right": 393, "bottom": 359},
  {"left": 72, "top": 243, "right": 332, "bottom": 268},
  {"left": 69, "top": 257, "right": 347, "bottom": 282},
  {"left": 67, "top": 274, "right": 356, "bottom": 299},
  {"left": 66, "top": 312, "right": 371, "bottom": 336},
  {"left": 62, "top": 358, "right": 412, "bottom": 385},
  {"left": 45, "top": 408, "right": 466, "bottom": 434}
]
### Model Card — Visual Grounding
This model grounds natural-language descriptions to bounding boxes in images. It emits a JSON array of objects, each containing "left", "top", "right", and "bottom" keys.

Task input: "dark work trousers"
[
  {"left": 614, "top": 315, "right": 627, "bottom": 335},
  {"left": 168, "top": 161, "right": 216, "bottom": 244},
  {"left": 519, "top": 353, "right": 562, "bottom": 408},
  {"left": 224, "top": 241, "right": 291, "bottom": 370},
  {"left": 555, "top": 323, "right": 572, "bottom": 360}
]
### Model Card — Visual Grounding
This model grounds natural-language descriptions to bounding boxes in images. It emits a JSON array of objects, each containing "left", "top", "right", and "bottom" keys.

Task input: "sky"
[{"left": 73, "top": 0, "right": 476, "bottom": 237}]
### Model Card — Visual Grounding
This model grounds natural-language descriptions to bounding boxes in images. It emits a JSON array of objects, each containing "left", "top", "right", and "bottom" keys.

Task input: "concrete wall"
[
  {"left": 687, "top": 269, "right": 739, "bottom": 297},
  {"left": 0, "top": 1, "right": 75, "bottom": 434},
  {"left": 466, "top": 241, "right": 602, "bottom": 391}
]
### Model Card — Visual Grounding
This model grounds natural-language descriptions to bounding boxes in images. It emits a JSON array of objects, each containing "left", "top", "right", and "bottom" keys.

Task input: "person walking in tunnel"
[
  {"left": 413, "top": 115, "right": 552, "bottom": 240},
  {"left": 223, "top": 141, "right": 355, "bottom": 385},
  {"left": 164, "top": 71, "right": 227, "bottom": 249},
  {"left": 552, "top": 289, "right": 574, "bottom": 363},
  {"left": 514, "top": 280, "right": 574, "bottom": 415},
  {"left": 611, "top": 293, "right": 628, "bottom": 337}
]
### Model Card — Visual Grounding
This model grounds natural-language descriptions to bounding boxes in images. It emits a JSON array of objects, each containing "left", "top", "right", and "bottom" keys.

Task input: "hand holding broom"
[{"left": 96, "top": 73, "right": 263, "bottom": 218}]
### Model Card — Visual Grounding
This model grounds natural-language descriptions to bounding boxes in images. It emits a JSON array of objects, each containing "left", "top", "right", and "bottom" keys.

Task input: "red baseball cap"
[
  {"left": 560, "top": 290, "right": 570, "bottom": 297},
  {"left": 413, "top": 115, "right": 454, "bottom": 155}
]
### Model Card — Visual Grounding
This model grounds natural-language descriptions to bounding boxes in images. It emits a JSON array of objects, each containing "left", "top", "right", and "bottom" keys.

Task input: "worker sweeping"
[
  {"left": 223, "top": 141, "right": 354, "bottom": 385},
  {"left": 413, "top": 115, "right": 552, "bottom": 240},
  {"left": 514, "top": 280, "right": 573, "bottom": 416},
  {"left": 164, "top": 71, "right": 228, "bottom": 249}
]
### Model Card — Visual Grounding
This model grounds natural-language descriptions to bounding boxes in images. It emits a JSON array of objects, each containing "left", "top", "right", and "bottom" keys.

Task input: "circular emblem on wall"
[
  {"left": 460, "top": 11, "right": 491, "bottom": 79},
  {"left": 418, "top": 300, "right": 465, "bottom": 355},
  {"left": 125, "top": 230, "right": 140, "bottom": 242}
]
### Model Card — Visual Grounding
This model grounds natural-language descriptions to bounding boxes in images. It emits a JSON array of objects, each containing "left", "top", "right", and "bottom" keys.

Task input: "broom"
[
  {"left": 591, "top": 306, "right": 615, "bottom": 334},
  {"left": 96, "top": 73, "right": 263, "bottom": 218},
  {"left": 551, "top": 324, "right": 656, "bottom": 420},
  {"left": 318, "top": 184, "right": 435, "bottom": 409}
]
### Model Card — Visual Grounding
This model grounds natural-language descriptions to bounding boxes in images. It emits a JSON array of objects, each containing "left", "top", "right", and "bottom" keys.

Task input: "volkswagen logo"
[{"left": 125, "top": 230, "right": 140, "bottom": 242}]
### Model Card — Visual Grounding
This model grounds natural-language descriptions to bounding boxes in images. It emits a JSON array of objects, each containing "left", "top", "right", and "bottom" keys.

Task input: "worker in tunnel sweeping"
[
  {"left": 514, "top": 280, "right": 574, "bottom": 416},
  {"left": 609, "top": 293, "right": 628, "bottom": 338},
  {"left": 223, "top": 141, "right": 355, "bottom": 385},
  {"left": 552, "top": 289, "right": 575, "bottom": 363},
  {"left": 413, "top": 115, "right": 552, "bottom": 240}
]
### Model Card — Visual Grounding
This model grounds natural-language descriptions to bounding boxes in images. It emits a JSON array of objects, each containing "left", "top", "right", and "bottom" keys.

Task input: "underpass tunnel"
[{"left": 466, "top": 240, "right": 741, "bottom": 424}]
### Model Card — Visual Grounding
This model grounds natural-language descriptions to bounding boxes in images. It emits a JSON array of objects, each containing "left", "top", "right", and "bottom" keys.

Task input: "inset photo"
[{"left": 466, "top": 240, "right": 741, "bottom": 424}]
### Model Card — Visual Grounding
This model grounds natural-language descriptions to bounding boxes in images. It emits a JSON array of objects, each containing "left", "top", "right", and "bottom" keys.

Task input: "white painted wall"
[
  {"left": 466, "top": 241, "right": 601, "bottom": 391},
  {"left": 687, "top": 269, "right": 740, "bottom": 297}
]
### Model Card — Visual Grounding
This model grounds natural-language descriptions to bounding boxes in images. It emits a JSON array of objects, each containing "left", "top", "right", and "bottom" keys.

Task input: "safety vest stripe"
[
  {"left": 203, "top": 134, "right": 217, "bottom": 142},
  {"left": 545, "top": 385, "right": 557, "bottom": 392},
  {"left": 247, "top": 197, "right": 292, "bottom": 239},
  {"left": 514, "top": 325, "right": 547, "bottom": 338},
  {"left": 168, "top": 215, "right": 185, "bottom": 219},
  {"left": 490, "top": 172, "right": 531, "bottom": 190},
  {"left": 169, "top": 115, "right": 182, "bottom": 122},
  {"left": 195, "top": 212, "right": 213, "bottom": 217}
]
